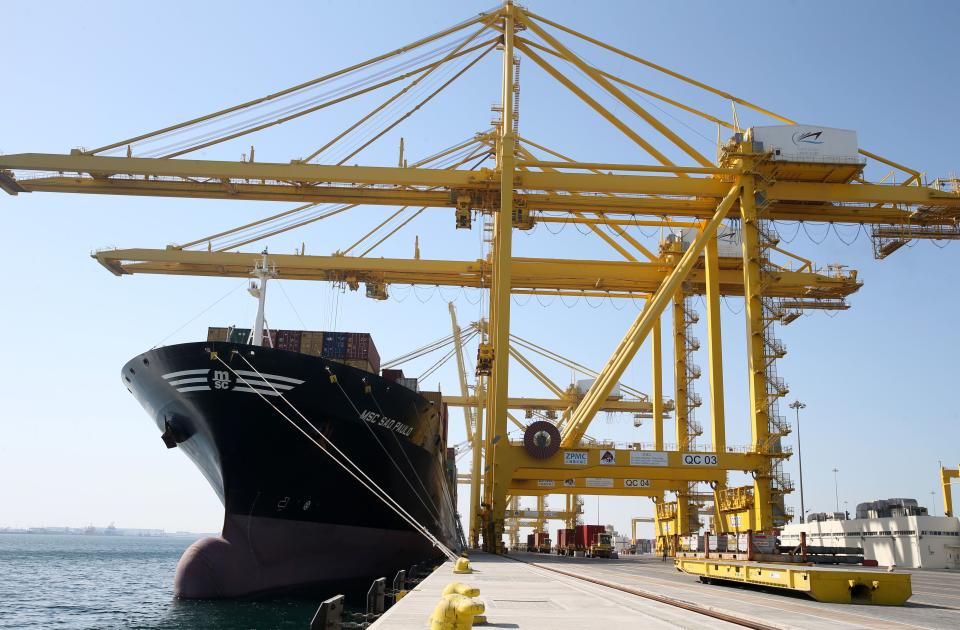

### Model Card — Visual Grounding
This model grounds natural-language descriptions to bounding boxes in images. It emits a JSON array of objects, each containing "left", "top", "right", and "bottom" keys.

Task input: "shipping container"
[
  {"left": 381, "top": 369, "right": 404, "bottom": 382},
  {"left": 344, "top": 332, "right": 369, "bottom": 359},
  {"left": 322, "top": 332, "right": 348, "bottom": 358},
  {"left": 207, "top": 327, "right": 229, "bottom": 342},
  {"left": 575, "top": 524, "right": 606, "bottom": 550},
  {"left": 366, "top": 338, "right": 381, "bottom": 374},
  {"left": 227, "top": 327, "right": 273, "bottom": 345},
  {"left": 330, "top": 358, "right": 373, "bottom": 373},
  {"left": 228, "top": 327, "right": 250, "bottom": 343},
  {"left": 397, "top": 377, "right": 418, "bottom": 392},
  {"left": 210, "top": 326, "right": 379, "bottom": 369},
  {"left": 534, "top": 531, "right": 551, "bottom": 552},
  {"left": 556, "top": 528, "right": 575, "bottom": 552},
  {"left": 419, "top": 391, "right": 447, "bottom": 444},
  {"left": 300, "top": 331, "right": 324, "bottom": 357},
  {"left": 343, "top": 332, "right": 381, "bottom": 372},
  {"left": 441, "top": 402, "right": 448, "bottom": 447},
  {"left": 526, "top": 533, "right": 536, "bottom": 552},
  {"left": 751, "top": 533, "right": 778, "bottom": 554},
  {"left": 346, "top": 333, "right": 380, "bottom": 372},
  {"left": 275, "top": 329, "right": 302, "bottom": 352},
  {"left": 730, "top": 533, "right": 777, "bottom": 554},
  {"left": 708, "top": 534, "right": 728, "bottom": 552}
]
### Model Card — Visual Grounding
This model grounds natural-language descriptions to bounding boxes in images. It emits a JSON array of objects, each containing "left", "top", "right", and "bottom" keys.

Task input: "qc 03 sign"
[{"left": 681, "top": 453, "right": 718, "bottom": 466}]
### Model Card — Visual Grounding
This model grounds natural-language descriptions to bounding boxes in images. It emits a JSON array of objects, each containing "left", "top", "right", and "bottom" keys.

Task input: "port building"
[{"left": 781, "top": 499, "right": 960, "bottom": 569}]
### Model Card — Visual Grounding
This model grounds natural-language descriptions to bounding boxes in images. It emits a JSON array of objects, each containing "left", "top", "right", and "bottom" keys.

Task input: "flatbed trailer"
[{"left": 675, "top": 558, "right": 912, "bottom": 605}]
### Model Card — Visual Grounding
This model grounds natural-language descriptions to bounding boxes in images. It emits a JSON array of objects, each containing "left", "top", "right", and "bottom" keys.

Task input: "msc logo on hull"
[
  {"left": 208, "top": 369, "right": 236, "bottom": 391},
  {"left": 161, "top": 368, "right": 304, "bottom": 396}
]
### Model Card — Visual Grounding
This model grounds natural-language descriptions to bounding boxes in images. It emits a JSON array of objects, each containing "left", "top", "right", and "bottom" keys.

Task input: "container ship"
[{"left": 121, "top": 259, "right": 461, "bottom": 598}]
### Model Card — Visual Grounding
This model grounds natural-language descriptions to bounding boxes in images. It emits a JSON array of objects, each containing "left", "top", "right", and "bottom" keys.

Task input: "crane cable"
[
  {"left": 381, "top": 329, "right": 467, "bottom": 368},
  {"left": 509, "top": 334, "right": 648, "bottom": 401},
  {"left": 188, "top": 133, "right": 487, "bottom": 253},
  {"left": 326, "top": 43, "right": 496, "bottom": 168},
  {"left": 217, "top": 353, "right": 458, "bottom": 561},
  {"left": 93, "top": 13, "right": 490, "bottom": 157},
  {"left": 417, "top": 329, "right": 478, "bottom": 382},
  {"left": 306, "top": 22, "right": 495, "bottom": 164},
  {"left": 156, "top": 30, "right": 496, "bottom": 159}
]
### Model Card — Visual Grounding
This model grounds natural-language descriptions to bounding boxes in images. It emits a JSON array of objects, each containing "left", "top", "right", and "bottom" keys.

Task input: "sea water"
[{"left": 0, "top": 534, "right": 347, "bottom": 629}]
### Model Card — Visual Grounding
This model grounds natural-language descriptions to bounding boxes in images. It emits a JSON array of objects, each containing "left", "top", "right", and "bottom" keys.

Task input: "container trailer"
[
  {"left": 576, "top": 524, "right": 613, "bottom": 558},
  {"left": 556, "top": 528, "right": 575, "bottom": 555}
]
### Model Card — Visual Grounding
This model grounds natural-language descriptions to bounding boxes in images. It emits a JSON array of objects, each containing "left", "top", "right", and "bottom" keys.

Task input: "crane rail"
[{"left": 509, "top": 555, "right": 779, "bottom": 630}]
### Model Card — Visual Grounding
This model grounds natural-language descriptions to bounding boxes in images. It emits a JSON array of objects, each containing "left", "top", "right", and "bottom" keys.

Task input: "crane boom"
[{"left": 93, "top": 248, "right": 861, "bottom": 301}]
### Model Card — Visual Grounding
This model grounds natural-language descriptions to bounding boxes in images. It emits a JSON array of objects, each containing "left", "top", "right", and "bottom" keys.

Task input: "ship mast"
[{"left": 248, "top": 250, "right": 277, "bottom": 347}]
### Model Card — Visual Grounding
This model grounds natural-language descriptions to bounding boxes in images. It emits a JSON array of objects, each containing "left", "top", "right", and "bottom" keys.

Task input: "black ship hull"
[{"left": 122, "top": 341, "right": 459, "bottom": 598}]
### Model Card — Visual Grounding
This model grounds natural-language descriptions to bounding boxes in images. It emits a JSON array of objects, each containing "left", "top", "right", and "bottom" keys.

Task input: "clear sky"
[{"left": 2, "top": 0, "right": 959, "bottom": 541}]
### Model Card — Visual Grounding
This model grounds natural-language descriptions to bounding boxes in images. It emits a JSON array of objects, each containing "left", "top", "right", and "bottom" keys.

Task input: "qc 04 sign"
[
  {"left": 624, "top": 479, "right": 651, "bottom": 488},
  {"left": 681, "top": 453, "right": 718, "bottom": 466}
]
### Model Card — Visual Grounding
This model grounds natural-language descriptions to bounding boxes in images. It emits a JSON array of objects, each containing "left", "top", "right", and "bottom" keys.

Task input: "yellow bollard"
[
  {"left": 429, "top": 593, "right": 486, "bottom": 630},
  {"left": 453, "top": 557, "right": 472, "bottom": 574},
  {"left": 442, "top": 582, "right": 480, "bottom": 598}
]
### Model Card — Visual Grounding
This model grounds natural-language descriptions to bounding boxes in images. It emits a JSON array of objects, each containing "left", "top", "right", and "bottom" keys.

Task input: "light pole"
[
  {"left": 832, "top": 468, "right": 840, "bottom": 513},
  {"left": 789, "top": 400, "right": 806, "bottom": 521}
]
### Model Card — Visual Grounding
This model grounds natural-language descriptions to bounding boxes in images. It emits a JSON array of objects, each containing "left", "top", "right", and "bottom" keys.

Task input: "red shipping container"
[
  {"left": 576, "top": 525, "right": 605, "bottom": 549},
  {"left": 534, "top": 532, "right": 549, "bottom": 547},
  {"left": 441, "top": 402, "right": 449, "bottom": 447},
  {"left": 344, "top": 332, "right": 369, "bottom": 359},
  {"left": 343, "top": 333, "right": 380, "bottom": 373},
  {"left": 381, "top": 369, "right": 404, "bottom": 382},
  {"left": 366, "top": 335, "right": 381, "bottom": 374},
  {"left": 556, "top": 528, "right": 574, "bottom": 549}
]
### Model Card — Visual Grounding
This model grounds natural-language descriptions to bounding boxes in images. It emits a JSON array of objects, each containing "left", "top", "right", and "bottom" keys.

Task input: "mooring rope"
[
  {"left": 392, "top": 394, "right": 468, "bottom": 551},
  {"left": 361, "top": 383, "right": 445, "bottom": 522},
  {"left": 367, "top": 389, "right": 464, "bottom": 549},
  {"left": 216, "top": 354, "right": 458, "bottom": 561},
  {"left": 326, "top": 367, "right": 444, "bottom": 524}
]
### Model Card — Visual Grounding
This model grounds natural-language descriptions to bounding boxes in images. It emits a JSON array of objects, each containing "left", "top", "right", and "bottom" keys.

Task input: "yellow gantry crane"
[
  {"left": 942, "top": 465, "right": 960, "bottom": 518},
  {"left": 3, "top": 2, "right": 958, "bottom": 554},
  {"left": 396, "top": 302, "right": 666, "bottom": 547}
]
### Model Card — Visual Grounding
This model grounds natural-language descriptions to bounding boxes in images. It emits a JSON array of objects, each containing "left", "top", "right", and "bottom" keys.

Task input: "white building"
[{"left": 781, "top": 515, "right": 960, "bottom": 569}]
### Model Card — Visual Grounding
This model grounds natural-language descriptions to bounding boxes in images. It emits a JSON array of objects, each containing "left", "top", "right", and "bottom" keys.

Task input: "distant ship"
[{"left": 122, "top": 254, "right": 461, "bottom": 598}]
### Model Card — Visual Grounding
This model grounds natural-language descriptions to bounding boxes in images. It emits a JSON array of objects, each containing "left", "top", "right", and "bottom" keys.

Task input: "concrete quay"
[{"left": 370, "top": 551, "right": 960, "bottom": 629}]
